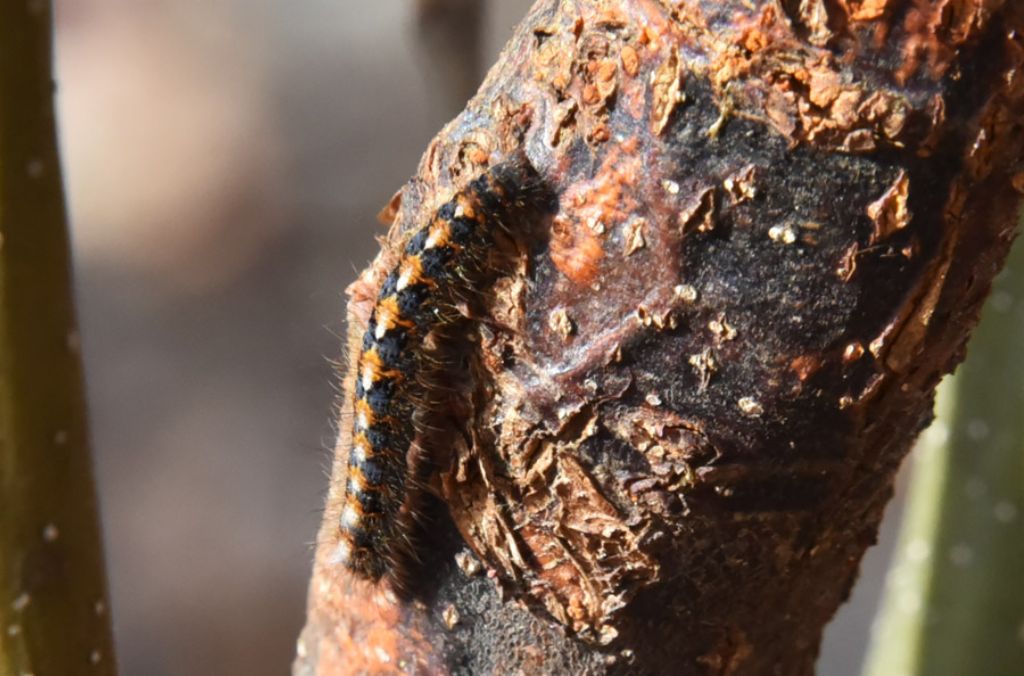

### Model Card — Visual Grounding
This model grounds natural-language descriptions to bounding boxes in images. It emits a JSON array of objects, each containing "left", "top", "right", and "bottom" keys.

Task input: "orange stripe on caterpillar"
[
  {"left": 358, "top": 347, "right": 402, "bottom": 390},
  {"left": 372, "top": 296, "right": 415, "bottom": 339},
  {"left": 335, "top": 157, "right": 547, "bottom": 589}
]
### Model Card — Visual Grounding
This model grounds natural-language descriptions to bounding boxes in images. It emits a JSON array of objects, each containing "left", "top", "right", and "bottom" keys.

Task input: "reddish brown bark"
[{"left": 296, "top": 1, "right": 1024, "bottom": 674}]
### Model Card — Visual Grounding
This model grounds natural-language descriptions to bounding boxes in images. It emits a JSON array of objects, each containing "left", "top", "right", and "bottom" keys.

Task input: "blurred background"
[{"left": 54, "top": 1, "right": 909, "bottom": 673}]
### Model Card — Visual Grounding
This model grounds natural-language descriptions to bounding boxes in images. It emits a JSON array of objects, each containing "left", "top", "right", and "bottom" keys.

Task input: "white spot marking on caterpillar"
[
  {"left": 341, "top": 505, "right": 361, "bottom": 529},
  {"left": 329, "top": 539, "right": 352, "bottom": 565}
]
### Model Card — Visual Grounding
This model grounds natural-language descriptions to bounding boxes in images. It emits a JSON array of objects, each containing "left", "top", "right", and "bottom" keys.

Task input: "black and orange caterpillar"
[{"left": 336, "top": 159, "right": 543, "bottom": 584}]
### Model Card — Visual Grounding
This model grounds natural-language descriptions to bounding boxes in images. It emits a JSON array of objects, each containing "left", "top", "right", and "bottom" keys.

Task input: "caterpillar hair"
[{"left": 335, "top": 157, "right": 545, "bottom": 591}]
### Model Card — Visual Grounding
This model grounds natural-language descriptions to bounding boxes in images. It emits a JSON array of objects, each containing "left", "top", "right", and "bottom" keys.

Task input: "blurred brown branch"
[{"left": 415, "top": 0, "right": 485, "bottom": 114}]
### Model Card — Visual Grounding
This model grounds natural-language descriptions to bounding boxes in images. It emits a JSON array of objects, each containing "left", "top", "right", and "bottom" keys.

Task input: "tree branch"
[{"left": 297, "top": 1, "right": 1024, "bottom": 673}]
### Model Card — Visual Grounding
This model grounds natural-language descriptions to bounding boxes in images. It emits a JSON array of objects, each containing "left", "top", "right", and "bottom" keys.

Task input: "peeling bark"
[{"left": 297, "top": 1, "right": 1024, "bottom": 674}]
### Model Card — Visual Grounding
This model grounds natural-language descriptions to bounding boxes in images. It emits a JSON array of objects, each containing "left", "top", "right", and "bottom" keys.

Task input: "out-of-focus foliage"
[{"left": 865, "top": 219, "right": 1024, "bottom": 676}]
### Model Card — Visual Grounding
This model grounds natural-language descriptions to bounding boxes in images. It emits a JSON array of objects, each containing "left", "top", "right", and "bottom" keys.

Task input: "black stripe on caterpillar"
[{"left": 334, "top": 158, "right": 544, "bottom": 588}]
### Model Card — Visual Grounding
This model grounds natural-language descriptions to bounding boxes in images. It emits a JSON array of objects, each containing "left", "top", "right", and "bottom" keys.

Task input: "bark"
[
  {"left": 297, "top": 1, "right": 1024, "bottom": 674},
  {"left": 0, "top": 1, "right": 117, "bottom": 674}
]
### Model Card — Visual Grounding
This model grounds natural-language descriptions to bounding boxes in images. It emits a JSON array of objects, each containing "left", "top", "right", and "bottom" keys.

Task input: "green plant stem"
[
  {"left": 864, "top": 227, "right": 1024, "bottom": 676},
  {"left": 0, "top": 2, "right": 117, "bottom": 674}
]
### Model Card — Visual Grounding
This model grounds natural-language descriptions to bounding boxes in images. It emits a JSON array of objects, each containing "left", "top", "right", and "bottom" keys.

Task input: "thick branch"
[{"left": 298, "top": 1, "right": 1024, "bottom": 674}]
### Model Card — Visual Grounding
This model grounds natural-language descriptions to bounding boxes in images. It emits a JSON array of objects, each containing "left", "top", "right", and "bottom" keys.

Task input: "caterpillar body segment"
[{"left": 337, "top": 160, "right": 544, "bottom": 585}]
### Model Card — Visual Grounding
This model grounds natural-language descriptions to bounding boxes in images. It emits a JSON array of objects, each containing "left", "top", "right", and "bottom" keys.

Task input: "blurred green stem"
[
  {"left": 0, "top": 2, "right": 117, "bottom": 674},
  {"left": 864, "top": 226, "right": 1024, "bottom": 675}
]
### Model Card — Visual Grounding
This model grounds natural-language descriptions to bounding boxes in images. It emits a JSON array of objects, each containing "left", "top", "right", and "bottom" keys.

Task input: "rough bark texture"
[{"left": 297, "top": 1, "right": 1024, "bottom": 674}]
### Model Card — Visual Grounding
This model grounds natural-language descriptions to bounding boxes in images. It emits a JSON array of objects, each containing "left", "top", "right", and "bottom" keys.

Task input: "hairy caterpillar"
[{"left": 336, "top": 158, "right": 544, "bottom": 586}]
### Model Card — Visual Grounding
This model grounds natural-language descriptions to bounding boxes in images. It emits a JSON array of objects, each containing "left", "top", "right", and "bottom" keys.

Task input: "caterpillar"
[{"left": 336, "top": 158, "right": 544, "bottom": 587}]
